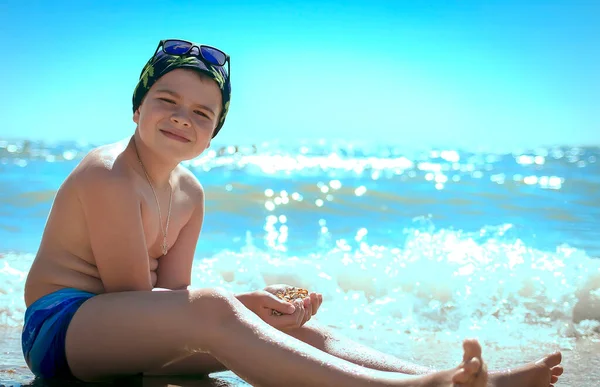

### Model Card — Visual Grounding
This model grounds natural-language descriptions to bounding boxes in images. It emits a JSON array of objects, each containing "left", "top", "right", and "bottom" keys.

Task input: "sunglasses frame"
[{"left": 154, "top": 39, "right": 230, "bottom": 79}]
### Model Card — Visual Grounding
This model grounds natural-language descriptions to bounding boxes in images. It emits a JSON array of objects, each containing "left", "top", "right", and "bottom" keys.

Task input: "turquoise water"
[{"left": 0, "top": 139, "right": 599, "bottom": 386}]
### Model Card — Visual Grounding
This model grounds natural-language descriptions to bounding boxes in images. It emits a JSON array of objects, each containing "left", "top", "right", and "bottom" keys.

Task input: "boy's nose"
[{"left": 170, "top": 112, "right": 191, "bottom": 127}]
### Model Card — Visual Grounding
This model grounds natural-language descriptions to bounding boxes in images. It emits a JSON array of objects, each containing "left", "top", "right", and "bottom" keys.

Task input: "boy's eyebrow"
[
  {"left": 155, "top": 89, "right": 180, "bottom": 97},
  {"left": 155, "top": 89, "right": 216, "bottom": 116}
]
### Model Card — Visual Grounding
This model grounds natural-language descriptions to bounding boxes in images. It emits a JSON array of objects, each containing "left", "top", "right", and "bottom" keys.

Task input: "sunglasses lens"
[
  {"left": 201, "top": 46, "right": 227, "bottom": 66},
  {"left": 163, "top": 40, "right": 192, "bottom": 55}
]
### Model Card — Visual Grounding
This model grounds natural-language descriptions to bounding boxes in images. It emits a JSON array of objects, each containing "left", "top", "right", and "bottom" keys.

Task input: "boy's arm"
[
  {"left": 154, "top": 180, "right": 205, "bottom": 290},
  {"left": 78, "top": 167, "right": 153, "bottom": 293}
]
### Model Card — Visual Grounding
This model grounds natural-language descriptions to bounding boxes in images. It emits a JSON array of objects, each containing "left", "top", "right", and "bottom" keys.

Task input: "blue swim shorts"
[{"left": 21, "top": 288, "right": 96, "bottom": 379}]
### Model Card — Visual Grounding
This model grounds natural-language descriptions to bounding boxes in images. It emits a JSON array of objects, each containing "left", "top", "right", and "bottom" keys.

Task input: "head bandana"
[{"left": 132, "top": 49, "right": 231, "bottom": 138}]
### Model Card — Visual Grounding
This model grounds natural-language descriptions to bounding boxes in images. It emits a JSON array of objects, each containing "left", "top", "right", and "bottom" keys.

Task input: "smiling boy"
[{"left": 21, "top": 39, "right": 560, "bottom": 387}]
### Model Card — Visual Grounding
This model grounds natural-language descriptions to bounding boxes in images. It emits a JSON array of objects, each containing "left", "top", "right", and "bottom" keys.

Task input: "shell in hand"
[{"left": 272, "top": 287, "right": 309, "bottom": 316}]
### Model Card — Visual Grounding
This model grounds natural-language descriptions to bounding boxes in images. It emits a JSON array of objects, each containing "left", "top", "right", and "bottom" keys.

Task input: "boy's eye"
[
  {"left": 194, "top": 110, "right": 209, "bottom": 118},
  {"left": 159, "top": 98, "right": 175, "bottom": 104}
]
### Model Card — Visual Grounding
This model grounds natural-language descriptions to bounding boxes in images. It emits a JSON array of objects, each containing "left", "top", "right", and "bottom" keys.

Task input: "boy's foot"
[
  {"left": 419, "top": 339, "right": 487, "bottom": 387},
  {"left": 489, "top": 351, "right": 563, "bottom": 387},
  {"left": 451, "top": 339, "right": 488, "bottom": 386}
]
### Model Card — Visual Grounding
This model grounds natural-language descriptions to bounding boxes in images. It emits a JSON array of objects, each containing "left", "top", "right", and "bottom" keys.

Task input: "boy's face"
[{"left": 133, "top": 68, "right": 222, "bottom": 161}]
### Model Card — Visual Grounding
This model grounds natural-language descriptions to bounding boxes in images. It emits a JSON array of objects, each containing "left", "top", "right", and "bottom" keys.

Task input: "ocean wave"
[{"left": 2, "top": 225, "right": 599, "bottom": 349}]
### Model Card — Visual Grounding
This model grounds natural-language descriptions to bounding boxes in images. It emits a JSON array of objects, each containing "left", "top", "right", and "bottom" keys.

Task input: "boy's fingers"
[
  {"left": 294, "top": 300, "right": 305, "bottom": 326},
  {"left": 265, "top": 293, "right": 296, "bottom": 314},
  {"left": 270, "top": 298, "right": 312, "bottom": 330},
  {"left": 301, "top": 298, "right": 312, "bottom": 325},
  {"left": 271, "top": 308, "right": 300, "bottom": 326}
]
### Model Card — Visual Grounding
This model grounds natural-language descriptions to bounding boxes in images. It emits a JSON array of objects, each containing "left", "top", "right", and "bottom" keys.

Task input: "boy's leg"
[
  {"left": 146, "top": 319, "right": 562, "bottom": 387},
  {"left": 287, "top": 322, "right": 433, "bottom": 374},
  {"left": 286, "top": 322, "right": 564, "bottom": 386},
  {"left": 66, "top": 287, "right": 479, "bottom": 387},
  {"left": 145, "top": 320, "right": 429, "bottom": 376}
]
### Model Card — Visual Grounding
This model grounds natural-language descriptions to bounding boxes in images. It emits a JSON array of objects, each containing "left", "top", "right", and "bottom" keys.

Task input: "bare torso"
[{"left": 24, "top": 141, "right": 201, "bottom": 307}]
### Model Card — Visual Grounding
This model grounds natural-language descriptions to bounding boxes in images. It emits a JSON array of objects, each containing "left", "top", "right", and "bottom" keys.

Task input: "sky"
[{"left": 1, "top": 0, "right": 599, "bottom": 150}]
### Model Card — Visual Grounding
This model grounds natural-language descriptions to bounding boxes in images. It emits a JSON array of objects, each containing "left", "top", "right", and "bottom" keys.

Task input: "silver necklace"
[{"left": 133, "top": 138, "right": 173, "bottom": 256}]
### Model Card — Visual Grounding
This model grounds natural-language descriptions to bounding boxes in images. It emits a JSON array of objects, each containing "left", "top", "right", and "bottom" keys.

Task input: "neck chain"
[{"left": 133, "top": 138, "right": 173, "bottom": 256}]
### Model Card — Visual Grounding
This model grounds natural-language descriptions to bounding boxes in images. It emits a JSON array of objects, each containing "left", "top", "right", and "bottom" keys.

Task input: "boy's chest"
[{"left": 139, "top": 189, "right": 193, "bottom": 258}]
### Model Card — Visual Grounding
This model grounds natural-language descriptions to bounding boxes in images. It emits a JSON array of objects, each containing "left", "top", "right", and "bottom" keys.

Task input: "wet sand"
[{"left": 2, "top": 327, "right": 597, "bottom": 386}]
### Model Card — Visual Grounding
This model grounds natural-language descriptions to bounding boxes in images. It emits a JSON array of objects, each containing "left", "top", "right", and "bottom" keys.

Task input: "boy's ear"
[{"left": 133, "top": 108, "right": 140, "bottom": 124}]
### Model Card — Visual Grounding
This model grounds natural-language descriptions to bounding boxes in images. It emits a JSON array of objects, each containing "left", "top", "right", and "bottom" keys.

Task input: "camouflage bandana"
[{"left": 132, "top": 49, "right": 231, "bottom": 138}]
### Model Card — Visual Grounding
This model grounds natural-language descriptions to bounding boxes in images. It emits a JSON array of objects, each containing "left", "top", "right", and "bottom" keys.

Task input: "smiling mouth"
[{"left": 160, "top": 129, "right": 191, "bottom": 143}]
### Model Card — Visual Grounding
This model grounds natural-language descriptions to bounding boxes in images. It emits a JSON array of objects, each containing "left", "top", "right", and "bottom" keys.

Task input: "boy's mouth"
[{"left": 159, "top": 129, "right": 191, "bottom": 143}]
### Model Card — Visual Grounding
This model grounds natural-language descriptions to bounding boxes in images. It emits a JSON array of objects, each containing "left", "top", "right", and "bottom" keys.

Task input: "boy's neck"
[{"left": 129, "top": 135, "right": 177, "bottom": 190}]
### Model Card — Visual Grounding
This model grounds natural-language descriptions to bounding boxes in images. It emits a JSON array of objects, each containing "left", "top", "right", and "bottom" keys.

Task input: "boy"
[{"left": 22, "top": 39, "right": 559, "bottom": 387}]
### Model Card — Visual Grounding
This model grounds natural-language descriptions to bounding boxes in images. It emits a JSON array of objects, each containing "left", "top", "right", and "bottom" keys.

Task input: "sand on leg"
[
  {"left": 145, "top": 318, "right": 562, "bottom": 387},
  {"left": 66, "top": 287, "right": 484, "bottom": 387},
  {"left": 144, "top": 320, "right": 431, "bottom": 376},
  {"left": 287, "top": 323, "right": 563, "bottom": 387},
  {"left": 287, "top": 322, "right": 563, "bottom": 387}
]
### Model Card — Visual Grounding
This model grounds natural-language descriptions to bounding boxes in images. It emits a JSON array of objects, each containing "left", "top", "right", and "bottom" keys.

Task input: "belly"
[{"left": 24, "top": 252, "right": 158, "bottom": 306}]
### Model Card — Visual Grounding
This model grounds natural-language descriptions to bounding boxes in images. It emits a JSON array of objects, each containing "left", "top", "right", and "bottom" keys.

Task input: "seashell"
[{"left": 272, "top": 287, "right": 309, "bottom": 316}]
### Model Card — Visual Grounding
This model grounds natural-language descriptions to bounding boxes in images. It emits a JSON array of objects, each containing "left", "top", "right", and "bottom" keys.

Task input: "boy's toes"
[
  {"left": 537, "top": 351, "right": 562, "bottom": 368},
  {"left": 551, "top": 365, "right": 563, "bottom": 376},
  {"left": 452, "top": 339, "right": 484, "bottom": 384},
  {"left": 462, "top": 339, "right": 482, "bottom": 361}
]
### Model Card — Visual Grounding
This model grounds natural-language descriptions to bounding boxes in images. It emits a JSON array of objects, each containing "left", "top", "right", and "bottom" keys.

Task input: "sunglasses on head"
[{"left": 154, "top": 39, "right": 230, "bottom": 78}]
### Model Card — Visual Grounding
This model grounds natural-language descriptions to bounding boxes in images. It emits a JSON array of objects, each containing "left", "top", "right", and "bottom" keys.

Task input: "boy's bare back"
[{"left": 24, "top": 140, "right": 206, "bottom": 306}]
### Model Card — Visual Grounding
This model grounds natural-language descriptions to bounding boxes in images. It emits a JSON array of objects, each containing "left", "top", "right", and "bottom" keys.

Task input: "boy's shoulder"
[
  {"left": 69, "top": 141, "right": 205, "bottom": 205},
  {"left": 175, "top": 164, "right": 205, "bottom": 203},
  {"left": 71, "top": 142, "right": 135, "bottom": 190}
]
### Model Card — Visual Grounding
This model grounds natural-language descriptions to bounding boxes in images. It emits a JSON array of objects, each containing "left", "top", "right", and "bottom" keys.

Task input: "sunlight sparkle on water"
[
  {"left": 0, "top": 141, "right": 594, "bottom": 194},
  {"left": 355, "top": 186, "right": 367, "bottom": 196}
]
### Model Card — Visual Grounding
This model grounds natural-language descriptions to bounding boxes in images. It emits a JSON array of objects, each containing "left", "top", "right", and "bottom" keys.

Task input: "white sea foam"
[{"left": 3, "top": 225, "right": 598, "bottom": 351}]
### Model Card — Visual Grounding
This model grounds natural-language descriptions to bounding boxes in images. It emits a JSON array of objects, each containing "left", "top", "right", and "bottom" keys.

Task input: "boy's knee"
[{"left": 188, "top": 287, "right": 238, "bottom": 321}]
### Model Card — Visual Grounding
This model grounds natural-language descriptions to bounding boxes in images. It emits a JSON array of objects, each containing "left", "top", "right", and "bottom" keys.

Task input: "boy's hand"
[
  {"left": 236, "top": 290, "right": 313, "bottom": 331},
  {"left": 263, "top": 284, "right": 323, "bottom": 319}
]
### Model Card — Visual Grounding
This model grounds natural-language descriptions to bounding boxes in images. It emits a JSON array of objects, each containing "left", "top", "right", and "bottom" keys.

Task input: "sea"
[{"left": 0, "top": 138, "right": 599, "bottom": 387}]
